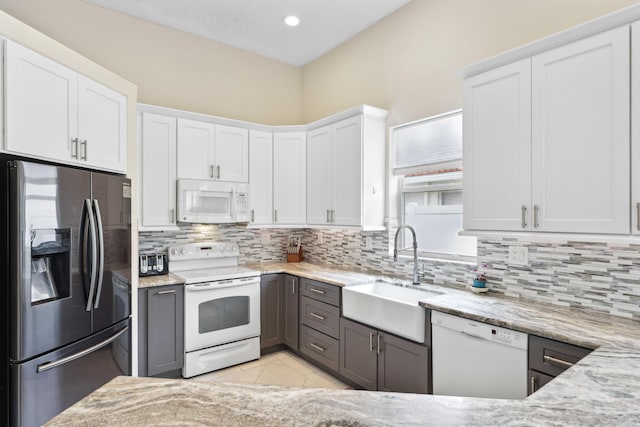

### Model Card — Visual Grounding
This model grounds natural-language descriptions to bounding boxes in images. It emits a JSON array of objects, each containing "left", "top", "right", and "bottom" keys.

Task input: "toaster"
[{"left": 139, "top": 253, "right": 168, "bottom": 277}]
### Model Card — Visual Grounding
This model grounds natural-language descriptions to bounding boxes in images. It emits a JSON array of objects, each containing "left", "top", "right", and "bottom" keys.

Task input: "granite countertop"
[
  {"left": 138, "top": 272, "right": 185, "bottom": 288},
  {"left": 54, "top": 263, "right": 640, "bottom": 425}
]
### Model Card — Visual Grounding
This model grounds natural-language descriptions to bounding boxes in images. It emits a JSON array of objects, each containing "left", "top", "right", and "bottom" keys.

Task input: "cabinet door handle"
[
  {"left": 309, "top": 287, "right": 325, "bottom": 295},
  {"left": 326, "top": 209, "right": 331, "bottom": 223},
  {"left": 533, "top": 204, "right": 539, "bottom": 228},
  {"left": 309, "top": 312, "right": 325, "bottom": 321},
  {"left": 81, "top": 140, "right": 88, "bottom": 161},
  {"left": 309, "top": 342, "right": 325, "bottom": 353},
  {"left": 377, "top": 334, "right": 382, "bottom": 354},
  {"left": 217, "top": 165, "right": 221, "bottom": 179},
  {"left": 369, "top": 333, "right": 374, "bottom": 352},
  {"left": 331, "top": 209, "right": 335, "bottom": 223},
  {"left": 291, "top": 279, "right": 296, "bottom": 294},
  {"left": 530, "top": 376, "right": 536, "bottom": 394},
  {"left": 636, "top": 202, "right": 640, "bottom": 231},
  {"left": 210, "top": 165, "right": 214, "bottom": 178},
  {"left": 157, "top": 289, "right": 176, "bottom": 295},
  {"left": 521, "top": 205, "right": 527, "bottom": 228},
  {"left": 170, "top": 209, "right": 175, "bottom": 223},
  {"left": 543, "top": 354, "right": 573, "bottom": 368},
  {"left": 71, "top": 138, "right": 79, "bottom": 159},
  {"left": 251, "top": 209, "right": 255, "bottom": 222},
  {"left": 274, "top": 210, "right": 278, "bottom": 223}
]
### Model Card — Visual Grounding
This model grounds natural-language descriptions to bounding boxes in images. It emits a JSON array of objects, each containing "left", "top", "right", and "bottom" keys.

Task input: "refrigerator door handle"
[
  {"left": 84, "top": 199, "right": 98, "bottom": 312},
  {"left": 92, "top": 199, "right": 105, "bottom": 309},
  {"left": 36, "top": 326, "right": 128, "bottom": 373}
]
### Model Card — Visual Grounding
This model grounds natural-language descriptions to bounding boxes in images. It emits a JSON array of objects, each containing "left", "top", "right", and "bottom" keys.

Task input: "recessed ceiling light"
[{"left": 283, "top": 15, "right": 300, "bottom": 27}]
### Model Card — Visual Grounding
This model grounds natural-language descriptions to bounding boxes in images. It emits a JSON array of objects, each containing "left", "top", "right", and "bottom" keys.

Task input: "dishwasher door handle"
[{"left": 461, "top": 331, "right": 486, "bottom": 341}]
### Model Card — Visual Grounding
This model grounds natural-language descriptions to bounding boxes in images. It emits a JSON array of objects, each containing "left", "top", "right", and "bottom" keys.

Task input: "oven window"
[{"left": 199, "top": 296, "right": 250, "bottom": 333}]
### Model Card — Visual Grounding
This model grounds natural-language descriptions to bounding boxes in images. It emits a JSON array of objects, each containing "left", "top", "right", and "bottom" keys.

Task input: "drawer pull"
[
  {"left": 530, "top": 376, "right": 536, "bottom": 393},
  {"left": 309, "top": 312, "right": 326, "bottom": 321},
  {"left": 309, "top": 342, "right": 325, "bottom": 353},
  {"left": 543, "top": 354, "right": 574, "bottom": 368},
  {"left": 377, "top": 334, "right": 382, "bottom": 354},
  {"left": 309, "top": 287, "right": 326, "bottom": 295},
  {"left": 157, "top": 289, "right": 176, "bottom": 295}
]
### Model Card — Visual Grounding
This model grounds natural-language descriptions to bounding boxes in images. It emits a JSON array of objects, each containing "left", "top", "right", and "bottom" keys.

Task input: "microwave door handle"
[
  {"left": 84, "top": 199, "right": 98, "bottom": 312},
  {"left": 92, "top": 199, "right": 105, "bottom": 309}
]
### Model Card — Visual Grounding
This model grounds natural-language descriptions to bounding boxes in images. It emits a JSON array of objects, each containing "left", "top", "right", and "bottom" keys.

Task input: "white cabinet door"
[
  {"left": 4, "top": 40, "right": 77, "bottom": 163},
  {"left": 273, "top": 132, "right": 306, "bottom": 225},
  {"left": 177, "top": 118, "right": 215, "bottom": 180},
  {"left": 631, "top": 21, "right": 640, "bottom": 235},
  {"left": 463, "top": 59, "right": 532, "bottom": 231},
  {"left": 214, "top": 124, "right": 248, "bottom": 182},
  {"left": 140, "top": 113, "right": 177, "bottom": 228},
  {"left": 249, "top": 130, "right": 273, "bottom": 225},
  {"left": 332, "top": 116, "right": 362, "bottom": 226},
  {"left": 306, "top": 125, "right": 332, "bottom": 225},
  {"left": 78, "top": 75, "right": 127, "bottom": 172},
  {"left": 531, "top": 26, "right": 629, "bottom": 234}
]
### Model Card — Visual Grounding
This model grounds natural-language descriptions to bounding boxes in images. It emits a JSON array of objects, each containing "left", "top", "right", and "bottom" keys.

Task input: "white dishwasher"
[{"left": 431, "top": 311, "right": 528, "bottom": 399}]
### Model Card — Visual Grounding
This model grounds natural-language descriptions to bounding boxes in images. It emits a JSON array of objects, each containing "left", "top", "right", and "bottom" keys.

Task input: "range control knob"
[
  {"left": 170, "top": 248, "right": 177, "bottom": 256},
  {"left": 179, "top": 248, "right": 187, "bottom": 255}
]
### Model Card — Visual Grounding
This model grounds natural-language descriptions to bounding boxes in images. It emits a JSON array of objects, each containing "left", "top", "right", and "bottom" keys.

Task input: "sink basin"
[{"left": 342, "top": 281, "right": 443, "bottom": 343}]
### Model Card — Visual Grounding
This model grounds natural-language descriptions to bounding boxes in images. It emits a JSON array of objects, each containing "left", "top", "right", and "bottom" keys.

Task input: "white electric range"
[{"left": 168, "top": 242, "right": 261, "bottom": 378}]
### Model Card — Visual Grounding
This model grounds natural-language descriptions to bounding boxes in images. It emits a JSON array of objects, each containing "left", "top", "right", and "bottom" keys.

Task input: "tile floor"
[{"left": 191, "top": 350, "right": 349, "bottom": 389}]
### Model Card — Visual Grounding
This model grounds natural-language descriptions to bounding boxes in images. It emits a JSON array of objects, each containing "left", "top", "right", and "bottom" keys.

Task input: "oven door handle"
[{"left": 185, "top": 280, "right": 259, "bottom": 291}]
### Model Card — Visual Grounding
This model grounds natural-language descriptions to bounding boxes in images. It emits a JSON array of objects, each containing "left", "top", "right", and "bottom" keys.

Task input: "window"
[{"left": 391, "top": 110, "right": 476, "bottom": 262}]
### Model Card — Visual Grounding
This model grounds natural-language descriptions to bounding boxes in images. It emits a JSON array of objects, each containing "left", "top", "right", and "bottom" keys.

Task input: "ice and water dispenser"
[{"left": 30, "top": 228, "right": 71, "bottom": 304}]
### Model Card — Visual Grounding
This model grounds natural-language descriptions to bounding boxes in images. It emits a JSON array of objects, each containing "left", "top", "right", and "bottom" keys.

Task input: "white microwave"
[{"left": 177, "top": 179, "right": 249, "bottom": 224}]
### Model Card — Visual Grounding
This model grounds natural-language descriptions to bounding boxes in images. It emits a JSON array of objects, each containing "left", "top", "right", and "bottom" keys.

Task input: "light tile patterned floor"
[{"left": 191, "top": 350, "right": 348, "bottom": 389}]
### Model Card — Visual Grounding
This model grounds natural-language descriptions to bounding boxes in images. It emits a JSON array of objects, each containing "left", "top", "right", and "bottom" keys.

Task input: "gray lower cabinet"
[
  {"left": 138, "top": 285, "right": 184, "bottom": 377},
  {"left": 283, "top": 275, "right": 299, "bottom": 350},
  {"left": 298, "top": 278, "right": 341, "bottom": 373},
  {"left": 528, "top": 335, "right": 592, "bottom": 395},
  {"left": 260, "top": 274, "right": 284, "bottom": 349},
  {"left": 339, "top": 316, "right": 430, "bottom": 394}
]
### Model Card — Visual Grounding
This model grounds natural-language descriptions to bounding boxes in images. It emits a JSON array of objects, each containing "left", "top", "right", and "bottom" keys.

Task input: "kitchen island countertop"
[{"left": 48, "top": 262, "right": 640, "bottom": 426}]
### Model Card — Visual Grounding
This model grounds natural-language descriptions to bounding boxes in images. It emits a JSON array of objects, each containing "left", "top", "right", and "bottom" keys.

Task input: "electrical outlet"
[
  {"left": 365, "top": 235, "right": 373, "bottom": 250},
  {"left": 261, "top": 231, "right": 271, "bottom": 245},
  {"left": 317, "top": 232, "right": 323, "bottom": 244},
  {"left": 508, "top": 246, "right": 528, "bottom": 265}
]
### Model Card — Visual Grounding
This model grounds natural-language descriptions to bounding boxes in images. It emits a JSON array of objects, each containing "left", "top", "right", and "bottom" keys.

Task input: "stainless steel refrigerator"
[{"left": 0, "top": 159, "right": 132, "bottom": 427}]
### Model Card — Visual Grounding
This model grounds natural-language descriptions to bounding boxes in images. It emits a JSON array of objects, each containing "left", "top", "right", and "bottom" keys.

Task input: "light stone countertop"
[
  {"left": 137, "top": 272, "right": 185, "bottom": 288},
  {"left": 50, "top": 262, "right": 640, "bottom": 425}
]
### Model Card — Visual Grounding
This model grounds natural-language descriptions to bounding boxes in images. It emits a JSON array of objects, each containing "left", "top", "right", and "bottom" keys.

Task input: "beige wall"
[
  {"left": 0, "top": 0, "right": 302, "bottom": 126},
  {"left": 301, "top": 0, "right": 640, "bottom": 126}
]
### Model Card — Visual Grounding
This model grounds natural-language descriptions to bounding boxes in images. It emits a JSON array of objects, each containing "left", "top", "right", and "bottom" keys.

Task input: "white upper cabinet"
[
  {"left": 332, "top": 116, "right": 364, "bottom": 226},
  {"left": 77, "top": 75, "right": 127, "bottom": 172},
  {"left": 307, "top": 111, "right": 386, "bottom": 229},
  {"left": 248, "top": 130, "right": 273, "bottom": 225},
  {"left": 463, "top": 59, "right": 532, "bottom": 231},
  {"left": 306, "top": 125, "right": 332, "bottom": 225},
  {"left": 273, "top": 131, "right": 306, "bottom": 225},
  {"left": 4, "top": 40, "right": 127, "bottom": 173},
  {"left": 139, "top": 112, "right": 177, "bottom": 229},
  {"left": 176, "top": 118, "right": 215, "bottom": 180},
  {"left": 633, "top": 21, "right": 640, "bottom": 235},
  {"left": 215, "top": 124, "right": 248, "bottom": 182},
  {"left": 531, "top": 26, "right": 629, "bottom": 234},
  {"left": 5, "top": 40, "right": 78, "bottom": 164},
  {"left": 176, "top": 119, "right": 248, "bottom": 182},
  {"left": 464, "top": 25, "right": 630, "bottom": 235}
]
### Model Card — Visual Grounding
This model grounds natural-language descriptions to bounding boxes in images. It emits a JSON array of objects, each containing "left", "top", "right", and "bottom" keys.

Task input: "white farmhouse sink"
[{"left": 342, "top": 281, "right": 443, "bottom": 343}]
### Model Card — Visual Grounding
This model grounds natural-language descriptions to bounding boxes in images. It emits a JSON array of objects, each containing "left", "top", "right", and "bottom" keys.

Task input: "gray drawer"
[
  {"left": 300, "top": 296, "right": 340, "bottom": 339},
  {"left": 529, "top": 335, "right": 592, "bottom": 377},
  {"left": 300, "top": 278, "right": 340, "bottom": 307},
  {"left": 299, "top": 324, "right": 339, "bottom": 373}
]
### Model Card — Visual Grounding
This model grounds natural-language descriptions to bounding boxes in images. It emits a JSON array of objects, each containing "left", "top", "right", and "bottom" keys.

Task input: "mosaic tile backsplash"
[{"left": 139, "top": 224, "right": 640, "bottom": 320}]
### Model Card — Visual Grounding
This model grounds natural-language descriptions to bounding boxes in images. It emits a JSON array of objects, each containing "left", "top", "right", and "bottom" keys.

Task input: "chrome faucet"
[{"left": 393, "top": 225, "right": 420, "bottom": 285}]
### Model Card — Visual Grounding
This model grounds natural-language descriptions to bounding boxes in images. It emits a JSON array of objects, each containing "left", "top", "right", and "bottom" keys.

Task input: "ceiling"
[{"left": 83, "top": 0, "right": 412, "bottom": 67}]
